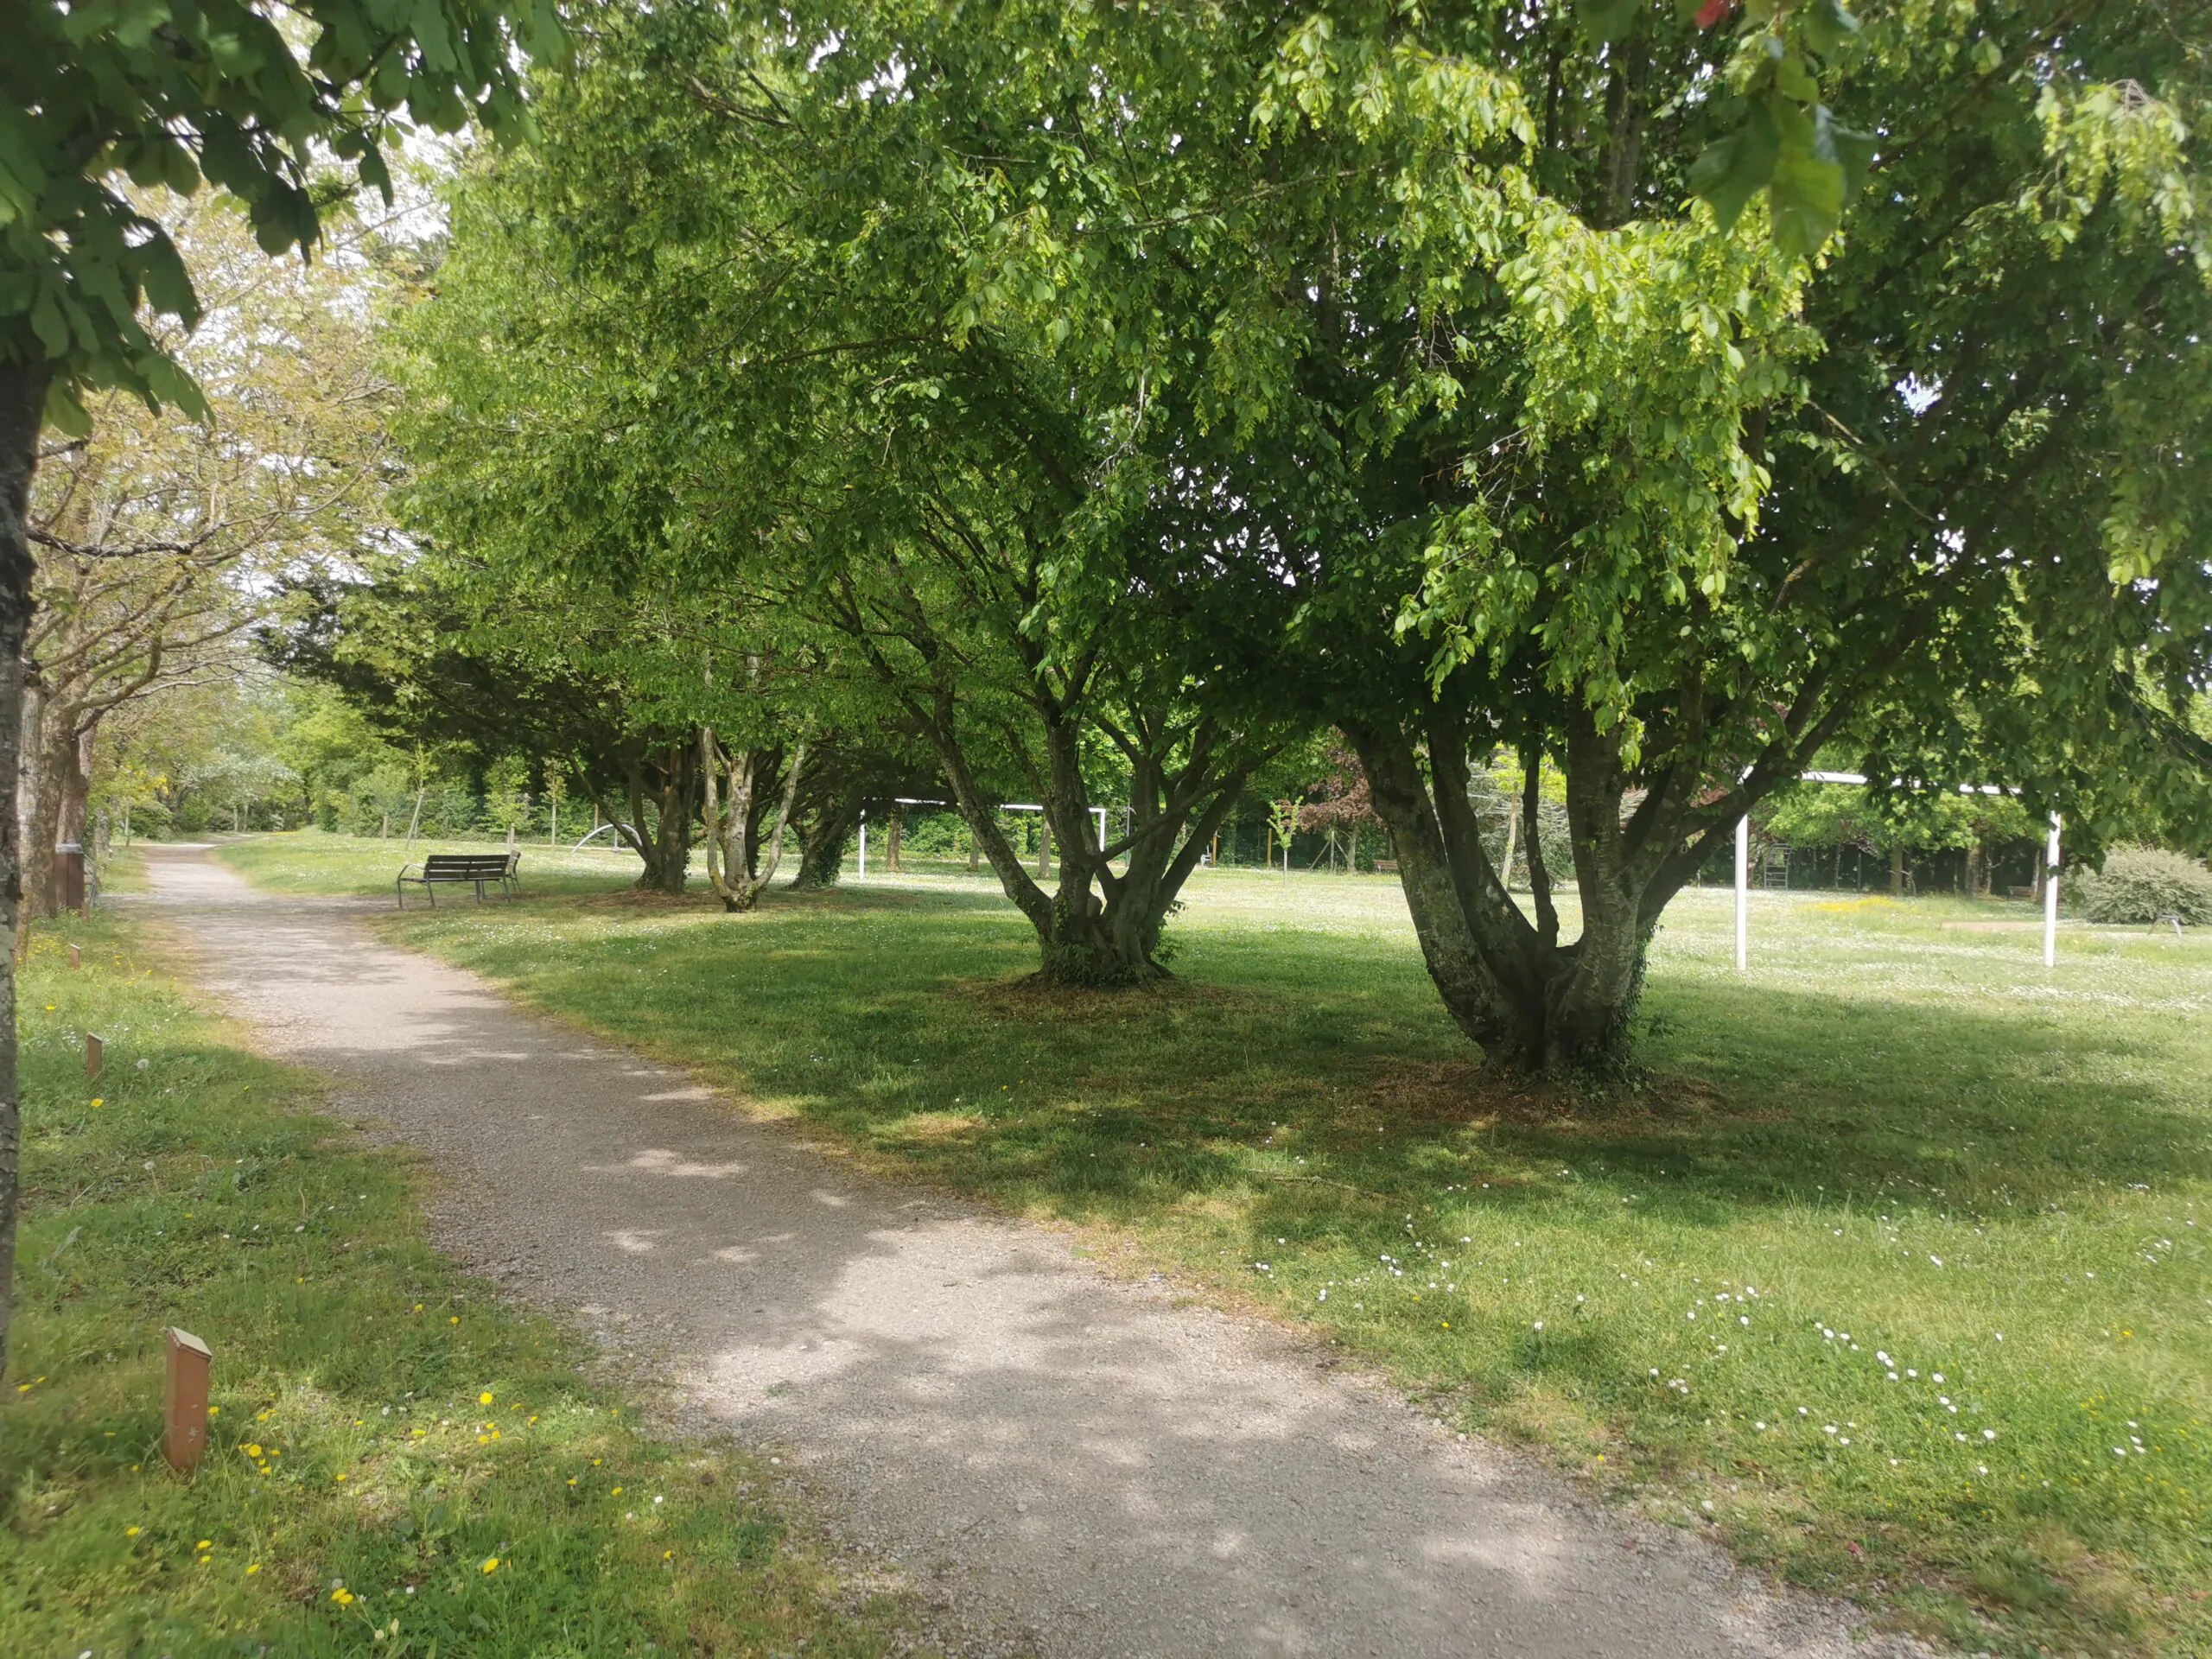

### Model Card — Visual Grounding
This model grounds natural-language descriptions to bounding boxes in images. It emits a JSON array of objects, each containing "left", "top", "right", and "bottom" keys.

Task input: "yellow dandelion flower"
[
  {"left": 245, "top": 1443, "right": 263, "bottom": 1458},
  {"left": 197, "top": 1540, "right": 212, "bottom": 1550},
  {"left": 480, "top": 1391, "right": 493, "bottom": 1406},
  {"left": 246, "top": 1563, "right": 261, "bottom": 1575},
  {"left": 125, "top": 1526, "right": 140, "bottom": 1538},
  {"left": 332, "top": 1587, "right": 354, "bottom": 1605},
  {"left": 481, "top": 1556, "right": 500, "bottom": 1574},
  {"left": 610, "top": 1486, "right": 622, "bottom": 1497},
  {"left": 335, "top": 1471, "right": 347, "bottom": 1482}
]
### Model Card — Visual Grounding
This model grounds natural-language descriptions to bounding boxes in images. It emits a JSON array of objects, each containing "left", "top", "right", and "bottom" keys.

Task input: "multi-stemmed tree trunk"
[
  {"left": 700, "top": 728, "right": 806, "bottom": 912},
  {"left": 1348, "top": 703, "right": 1748, "bottom": 1076},
  {"left": 921, "top": 688, "right": 1255, "bottom": 984},
  {"left": 607, "top": 739, "right": 697, "bottom": 895},
  {"left": 790, "top": 791, "right": 858, "bottom": 890}
]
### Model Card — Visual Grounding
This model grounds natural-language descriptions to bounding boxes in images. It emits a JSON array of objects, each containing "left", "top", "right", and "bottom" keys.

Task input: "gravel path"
[{"left": 142, "top": 845, "right": 1911, "bottom": 1659}]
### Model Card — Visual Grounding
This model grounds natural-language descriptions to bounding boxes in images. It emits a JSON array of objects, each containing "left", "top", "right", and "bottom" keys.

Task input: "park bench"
[
  {"left": 1371, "top": 858, "right": 1399, "bottom": 874},
  {"left": 396, "top": 852, "right": 520, "bottom": 909}
]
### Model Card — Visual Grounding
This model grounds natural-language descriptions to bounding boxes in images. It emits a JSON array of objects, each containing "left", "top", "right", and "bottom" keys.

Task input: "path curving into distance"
[{"left": 139, "top": 845, "right": 1921, "bottom": 1659}]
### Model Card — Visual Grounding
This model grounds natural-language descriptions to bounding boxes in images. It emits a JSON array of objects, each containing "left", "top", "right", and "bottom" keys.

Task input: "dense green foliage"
[
  {"left": 384, "top": 0, "right": 2212, "bottom": 1065},
  {"left": 3, "top": 0, "right": 557, "bottom": 427},
  {"left": 2080, "top": 848, "right": 2212, "bottom": 925}
]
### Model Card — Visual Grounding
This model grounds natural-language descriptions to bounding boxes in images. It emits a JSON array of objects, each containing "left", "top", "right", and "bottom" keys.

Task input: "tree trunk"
[
  {"left": 1035, "top": 813, "right": 1050, "bottom": 880},
  {"left": 16, "top": 673, "right": 48, "bottom": 919},
  {"left": 1890, "top": 843, "right": 1906, "bottom": 896},
  {"left": 1498, "top": 786, "right": 1520, "bottom": 892},
  {"left": 887, "top": 805, "right": 903, "bottom": 874},
  {"left": 702, "top": 728, "right": 805, "bottom": 912},
  {"left": 915, "top": 690, "right": 1252, "bottom": 986},
  {"left": 621, "top": 741, "right": 696, "bottom": 895},
  {"left": 1, "top": 359, "right": 51, "bottom": 1379},
  {"left": 1348, "top": 705, "right": 1736, "bottom": 1077},
  {"left": 791, "top": 792, "right": 858, "bottom": 890},
  {"left": 21, "top": 704, "right": 86, "bottom": 922}
]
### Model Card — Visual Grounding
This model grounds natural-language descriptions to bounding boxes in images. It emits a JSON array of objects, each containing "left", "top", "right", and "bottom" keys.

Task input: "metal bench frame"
[{"left": 397, "top": 852, "right": 521, "bottom": 908}]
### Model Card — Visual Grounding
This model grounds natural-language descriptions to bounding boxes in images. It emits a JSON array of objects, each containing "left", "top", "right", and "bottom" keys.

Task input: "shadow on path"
[{"left": 140, "top": 845, "right": 1899, "bottom": 1659}]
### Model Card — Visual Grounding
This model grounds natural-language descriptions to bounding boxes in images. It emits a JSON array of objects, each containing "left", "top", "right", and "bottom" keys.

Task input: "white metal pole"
[
  {"left": 1091, "top": 805, "right": 1107, "bottom": 851},
  {"left": 2044, "top": 811, "right": 2062, "bottom": 967},
  {"left": 858, "top": 813, "right": 868, "bottom": 880},
  {"left": 1734, "top": 814, "right": 1750, "bottom": 972}
]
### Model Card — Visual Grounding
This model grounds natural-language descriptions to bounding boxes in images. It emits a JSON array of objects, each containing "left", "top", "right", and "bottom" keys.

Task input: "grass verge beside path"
[
  {"left": 219, "top": 833, "right": 2212, "bottom": 1657},
  {"left": 213, "top": 831, "right": 663, "bottom": 901},
  {"left": 0, "top": 906, "right": 914, "bottom": 1659}
]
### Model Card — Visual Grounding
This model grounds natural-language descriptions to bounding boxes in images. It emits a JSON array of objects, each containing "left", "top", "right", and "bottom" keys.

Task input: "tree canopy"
[{"left": 387, "top": 0, "right": 2208, "bottom": 1065}]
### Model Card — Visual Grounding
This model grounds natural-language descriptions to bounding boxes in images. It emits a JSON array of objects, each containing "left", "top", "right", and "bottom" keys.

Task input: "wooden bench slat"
[{"left": 397, "top": 853, "right": 522, "bottom": 909}]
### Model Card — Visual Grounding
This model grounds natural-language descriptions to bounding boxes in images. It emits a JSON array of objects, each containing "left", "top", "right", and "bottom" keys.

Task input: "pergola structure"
[{"left": 1734, "top": 772, "right": 2062, "bottom": 971}]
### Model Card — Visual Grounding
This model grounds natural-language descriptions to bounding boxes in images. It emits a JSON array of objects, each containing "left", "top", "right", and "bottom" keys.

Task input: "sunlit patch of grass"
[
  {"left": 210, "top": 827, "right": 661, "bottom": 901},
  {"left": 0, "top": 916, "right": 913, "bottom": 1658},
  {"left": 220, "top": 842, "right": 2212, "bottom": 1656}
]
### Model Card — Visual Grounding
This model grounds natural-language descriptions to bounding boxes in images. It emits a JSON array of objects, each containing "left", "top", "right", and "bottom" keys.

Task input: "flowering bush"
[{"left": 2078, "top": 847, "right": 2212, "bottom": 925}]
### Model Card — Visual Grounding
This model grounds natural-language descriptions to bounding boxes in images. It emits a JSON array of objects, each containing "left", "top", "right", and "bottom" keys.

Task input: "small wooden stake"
[
  {"left": 163, "top": 1327, "right": 213, "bottom": 1472},
  {"left": 68, "top": 943, "right": 80, "bottom": 969},
  {"left": 85, "top": 1032, "right": 104, "bottom": 1080}
]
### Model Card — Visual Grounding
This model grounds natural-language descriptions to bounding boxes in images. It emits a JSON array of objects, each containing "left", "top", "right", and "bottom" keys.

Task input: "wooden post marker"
[
  {"left": 86, "top": 1032, "right": 104, "bottom": 1080},
  {"left": 68, "top": 942, "right": 80, "bottom": 969},
  {"left": 163, "top": 1327, "right": 213, "bottom": 1471}
]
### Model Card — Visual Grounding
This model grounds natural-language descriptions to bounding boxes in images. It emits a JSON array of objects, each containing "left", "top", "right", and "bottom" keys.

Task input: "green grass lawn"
[
  {"left": 0, "top": 902, "right": 915, "bottom": 1658},
  {"left": 199, "top": 832, "right": 676, "bottom": 902},
  {"left": 213, "top": 832, "right": 2212, "bottom": 1656}
]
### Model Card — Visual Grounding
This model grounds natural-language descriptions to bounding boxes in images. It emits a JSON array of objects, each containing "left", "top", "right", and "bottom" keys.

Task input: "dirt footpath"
[{"left": 143, "top": 845, "right": 1914, "bottom": 1659}]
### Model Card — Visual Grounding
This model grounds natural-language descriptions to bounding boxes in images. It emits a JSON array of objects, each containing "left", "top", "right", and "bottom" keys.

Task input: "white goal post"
[{"left": 1735, "top": 771, "right": 2061, "bottom": 970}]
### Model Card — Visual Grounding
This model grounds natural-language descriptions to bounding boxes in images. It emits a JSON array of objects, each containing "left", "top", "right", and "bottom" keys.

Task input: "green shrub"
[{"left": 2078, "top": 845, "right": 2212, "bottom": 924}]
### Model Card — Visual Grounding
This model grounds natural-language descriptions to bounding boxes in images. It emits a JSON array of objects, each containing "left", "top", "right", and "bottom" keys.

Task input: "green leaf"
[
  {"left": 1768, "top": 142, "right": 1845, "bottom": 258},
  {"left": 1823, "top": 114, "right": 1877, "bottom": 196},
  {"left": 29, "top": 285, "right": 72, "bottom": 357},
  {"left": 141, "top": 353, "right": 209, "bottom": 421},
  {"left": 161, "top": 140, "right": 202, "bottom": 196},
  {"left": 133, "top": 230, "right": 200, "bottom": 325},
  {"left": 1803, "top": 0, "right": 1859, "bottom": 55},
  {"left": 1580, "top": 0, "right": 1644, "bottom": 45},
  {"left": 42, "top": 378, "right": 92, "bottom": 437},
  {"left": 1689, "top": 101, "right": 1780, "bottom": 232}
]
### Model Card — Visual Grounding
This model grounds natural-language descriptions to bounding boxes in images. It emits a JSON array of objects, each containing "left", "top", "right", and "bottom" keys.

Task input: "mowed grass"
[
  {"left": 0, "top": 905, "right": 914, "bottom": 1658},
  {"left": 216, "top": 832, "right": 2212, "bottom": 1656},
  {"left": 195, "top": 831, "right": 651, "bottom": 901}
]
